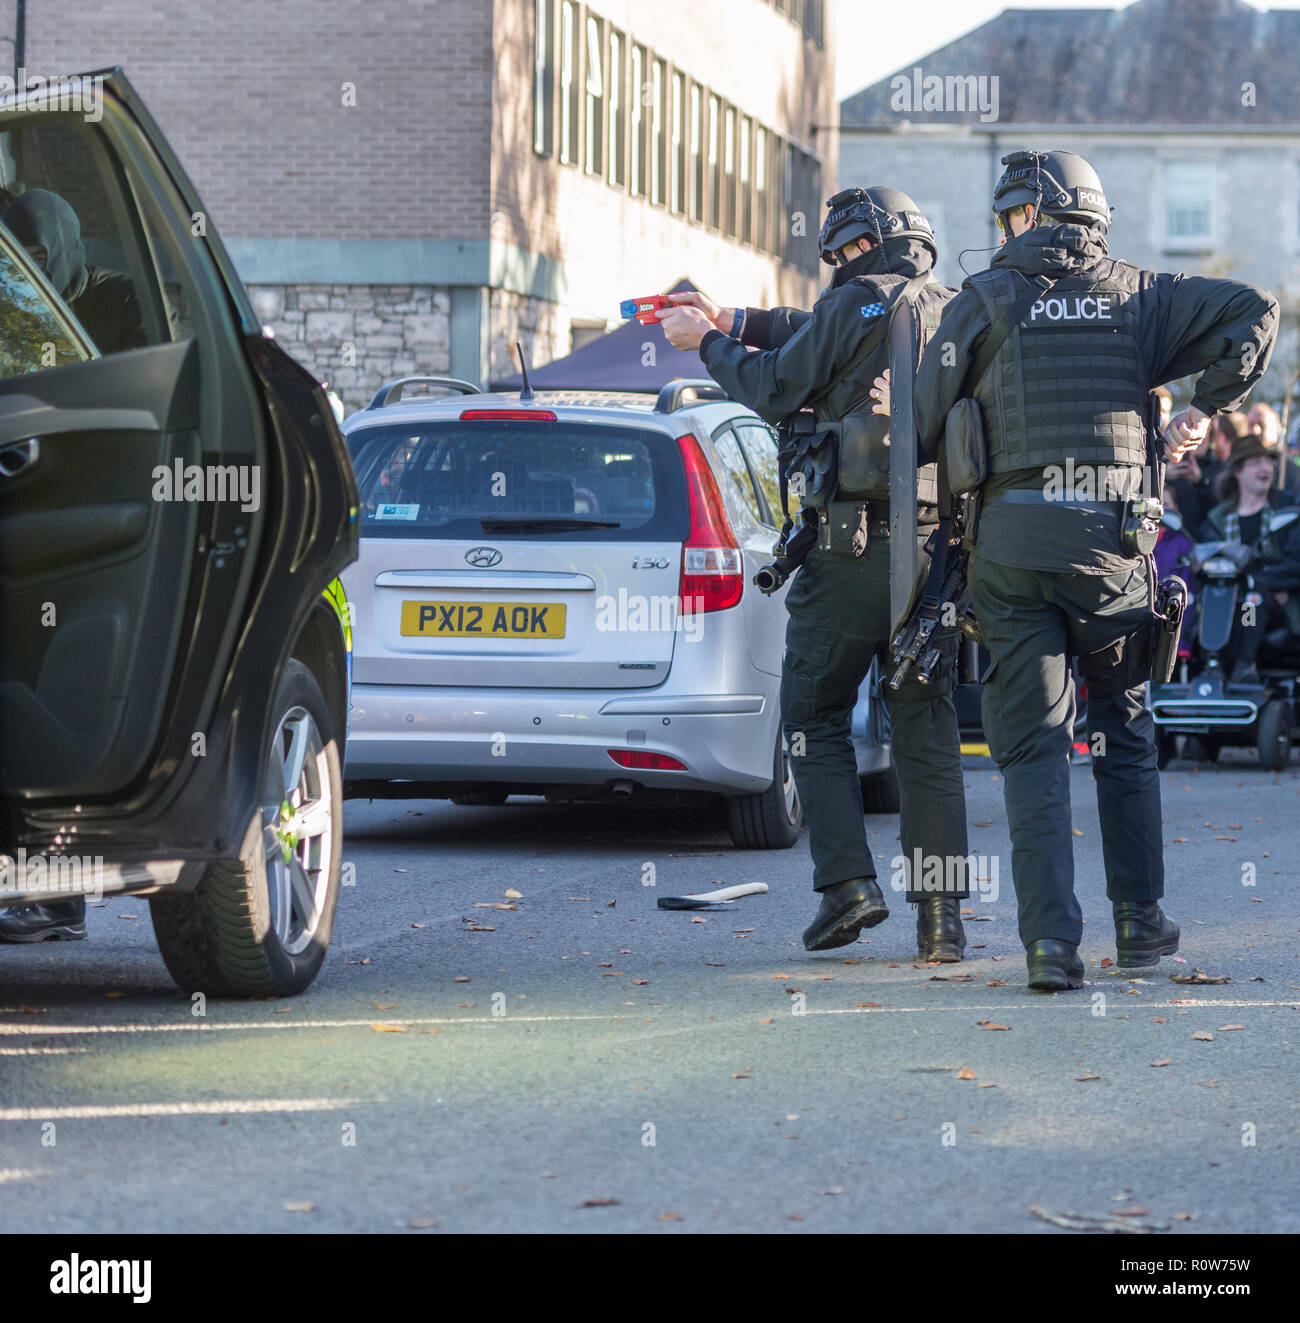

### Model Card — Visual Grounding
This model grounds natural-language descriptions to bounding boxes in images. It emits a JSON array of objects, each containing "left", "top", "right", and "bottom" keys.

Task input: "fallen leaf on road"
[
  {"left": 819, "top": 1187, "right": 843, "bottom": 1196},
  {"left": 409, "top": 1218, "right": 439, "bottom": 1228},
  {"left": 505, "top": 888, "right": 522, "bottom": 899},
  {"left": 1150, "top": 1058, "right": 1173, "bottom": 1067},
  {"left": 105, "top": 991, "right": 125, "bottom": 999},
  {"left": 784, "top": 986, "right": 806, "bottom": 995},
  {"left": 420, "top": 1028, "right": 441, "bottom": 1035},
  {"left": 1099, "top": 957, "right": 1113, "bottom": 968},
  {"left": 1171, "top": 973, "right": 1231, "bottom": 985},
  {"left": 1172, "top": 838, "right": 1189, "bottom": 843},
  {"left": 731, "top": 1071, "right": 751, "bottom": 1079},
  {"left": 1072, "top": 828, "right": 1084, "bottom": 837},
  {"left": 991, "top": 955, "right": 1003, "bottom": 962},
  {"left": 631, "top": 979, "right": 648, "bottom": 985},
  {"left": 1153, "top": 1017, "right": 1168, "bottom": 1023},
  {"left": 283, "top": 1202, "right": 315, "bottom": 1213},
  {"left": 976, "top": 1019, "right": 1011, "bottom": 1031},
  {"left": 1191, "top": 1031, "right": 1214, "bottom": 1041},
  {"left": 1114, "top": 1206, "right": 1151, "bottom": 1217},
  {"left": 706, "top": 962, "right": 725, "bottom": 967},
  {"left": 978, "top": 1083, "right": 997, "bottom": 1088},
  {"left": 1248, "top": 897, "right": 1263, "bottom": 903},
  {"left": 411, "top": 923, "right": 426, "bottom": 929},
  {"left": 606, "top": 900, "right": 616, "bottom": 908},
  {"left": 956, "top": 1067, "right": 977, "bottom": 1080},
  {"left": 371, "top": 1023, "right": 407, "bottom": 1033},
  {"left": 473, "top": 903, "right": 514, "bottom": 910},
  {"left": 772, "top": 973, "right": 792, "bottom": 980},
  {"left": 855, "top": 1001, "right": 881, "bottom": 1007},
  {"left": 581, "top": 1197, "right": 619, "bottom": 1207},
  {"left": 1215, "top": 836, "right": 1238, "bottom": 842},
  {"left": 658, "top": 1212, "right": 683, "bottom": 1222},
  {"left": 986, "top": 979, "right": 1007, "bottom": 987},
  {"left": 602, "top": 972, "right": 623, "bottom": 977},
  {"left": 759, "top": 1017, "right": 775, "bottom": 1025},
  {"left": 465, "top": 924, "right": 495, "bottom": 932},
  {"left": 370, "top": 1001, "right": 396, "bottom": 1010},
  {"left": 1076, "top": 1073, "right": 1102, "bottom": 1081},
  {"left": 568, "top": 897, "right": 590, "bottom": 902},
  {"left": 1172, "top": 1212, "right": 1196, "bottom": 1221},
  {"left": 690, "top": 917, "right": 706, "bottom": 924},
  {"left": 1218, "top": 1024, "right": 1245, "bottom": 1031},
  {"left": 348, "top": 958, "right": 371, "bottom": 965},
  {"left": 119, "top": 914, "right": 138, "bottom": 920},
  {"left": 19, "top": 1005, "right": 44, "bottom": 1014},
  {"left": 453, "top": 976, "right": 471, "bottom": 983},
  {"left": 393, "top": 869, "right": 407, "bottom": 874}
]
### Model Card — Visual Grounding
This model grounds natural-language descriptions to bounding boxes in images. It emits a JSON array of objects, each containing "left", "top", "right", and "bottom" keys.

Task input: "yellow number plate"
[{"left": 400, "top": 600, "right": 567, "bottom": 638}]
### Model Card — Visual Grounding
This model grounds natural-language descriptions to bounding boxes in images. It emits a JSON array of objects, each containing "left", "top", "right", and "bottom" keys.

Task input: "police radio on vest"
[{"left": 1030, "top": 293, "right": 1117, "bottom": 322}]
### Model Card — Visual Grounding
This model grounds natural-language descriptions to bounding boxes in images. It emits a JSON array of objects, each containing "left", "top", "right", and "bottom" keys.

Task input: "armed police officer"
[
  {"left": 658, "top": 188, "right": 970, "bottom": 960},
  {"left": 910, "top": 150, "right": 1279, "bottom": 990}
]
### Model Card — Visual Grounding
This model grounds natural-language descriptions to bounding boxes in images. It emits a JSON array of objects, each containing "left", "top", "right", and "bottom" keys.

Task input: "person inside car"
[
  {"left": 1196, "top": 432, "right": 1300, "bottom": 683},
  {"left": 1, "top": 187, "right": 147, "bottom": 355}
]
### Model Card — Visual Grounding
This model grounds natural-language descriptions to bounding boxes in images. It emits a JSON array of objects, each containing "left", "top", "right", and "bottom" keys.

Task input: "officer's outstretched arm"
[{"left": 1151, "top": 274, "right": 1281, "bottom": 416}]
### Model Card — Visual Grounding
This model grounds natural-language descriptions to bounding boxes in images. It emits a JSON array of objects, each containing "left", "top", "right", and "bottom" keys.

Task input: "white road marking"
[
  {"left": 0, "top": 1168, "right": 49, "bottom": 1183},
  {"left": 0, "top": 1098, "right": 367, "bottom": 1122},
  {"left": 0, "top": 1002, "right": 1291, "bottom": 1038},
  {"left": 0, "top": 1046, "right": 87, "bottom": 1055}
]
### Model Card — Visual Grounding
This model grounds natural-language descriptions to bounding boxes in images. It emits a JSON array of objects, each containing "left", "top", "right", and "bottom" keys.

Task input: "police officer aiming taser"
[
  {"left": 908, "top": 149, "right": 1279, "bottom": 990},
  {"left": 658, "top": 186, "right": 971, "bottom": 960}
]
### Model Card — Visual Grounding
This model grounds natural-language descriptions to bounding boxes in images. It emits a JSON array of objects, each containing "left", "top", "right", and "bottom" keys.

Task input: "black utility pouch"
[
  {"left": 1078, "top": 616, "right": 1156, "bottom": 700},
  {"left": 821, "top": 500, "right": 872, "bottom": 557},
  {"left": 943, "top": 399, "right": 988, "bottom": 496}
]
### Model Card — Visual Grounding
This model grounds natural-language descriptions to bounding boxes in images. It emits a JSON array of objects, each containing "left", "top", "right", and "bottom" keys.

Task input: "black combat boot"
[
  {"left": 1113, "top": 901, "right": 1180, "bottom": 969},
  {"left": 0, "top": 898, "right": 87, "bottom": 943},
  {"left": 1025, "top": 938, "right": 1084, "bottom": 992},
  {"left": 916, "top": 897, "right": 966, "bottom": 962},
  {"left": 802, "top": 877, "right": 888, "bottom": 952}
]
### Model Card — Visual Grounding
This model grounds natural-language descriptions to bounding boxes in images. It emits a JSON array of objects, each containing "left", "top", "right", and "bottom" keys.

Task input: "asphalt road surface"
[{"left": 2, "top": 753, "right": 1297, "bottom": 1234}]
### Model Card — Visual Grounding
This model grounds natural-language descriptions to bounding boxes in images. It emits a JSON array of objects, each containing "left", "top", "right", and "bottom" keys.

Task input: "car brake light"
[
  {"left": 459, "top": 409, "right": 559, "bottom": 421},
  {"left": 607, "top": 750, "right": 687, "bottom": 771},
  {"left": 676, "top": 434, "right": 743, "bottom": 613}
]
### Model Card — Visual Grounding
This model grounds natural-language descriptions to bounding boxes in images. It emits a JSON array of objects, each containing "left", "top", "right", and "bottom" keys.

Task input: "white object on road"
[{"left": 656, "top": 882, "right": 769, "bottom": 911}]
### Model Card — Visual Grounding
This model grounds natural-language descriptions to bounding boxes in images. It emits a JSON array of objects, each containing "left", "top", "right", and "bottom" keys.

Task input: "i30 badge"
[{"left": 465, "top": 547, "right": 503, "bottom": 568}]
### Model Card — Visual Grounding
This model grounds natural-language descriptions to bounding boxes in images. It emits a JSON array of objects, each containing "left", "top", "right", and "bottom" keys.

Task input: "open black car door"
[{"left": 0, "top": 71, "right": 356, "bottom": 859}]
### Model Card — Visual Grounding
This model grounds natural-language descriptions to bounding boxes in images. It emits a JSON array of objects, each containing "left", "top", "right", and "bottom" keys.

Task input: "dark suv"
[{"left": 0, "top": 71, "right": 358, "bottom": 996}]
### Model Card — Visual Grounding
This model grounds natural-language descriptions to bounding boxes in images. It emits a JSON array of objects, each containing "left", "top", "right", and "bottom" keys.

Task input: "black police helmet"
[
  {"left": 817, "top": 186, "right": 937, "bottom": 266},
  {"left": 992, "top": 149, "right": 1111, "bottom": 231}
]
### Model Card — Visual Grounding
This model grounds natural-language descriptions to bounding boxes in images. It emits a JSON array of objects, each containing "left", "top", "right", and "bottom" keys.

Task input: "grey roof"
[{"left": 841, "top": 0, "right": 1300, "bottom": 128}]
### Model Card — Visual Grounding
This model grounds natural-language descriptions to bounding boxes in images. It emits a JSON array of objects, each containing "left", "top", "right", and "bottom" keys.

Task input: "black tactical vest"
[
  {"left": 819, "top": 271, "right": 953, "bottom": 503},
  {"left": 968, "top": 261, "right": 1148, "bottom": 476}
]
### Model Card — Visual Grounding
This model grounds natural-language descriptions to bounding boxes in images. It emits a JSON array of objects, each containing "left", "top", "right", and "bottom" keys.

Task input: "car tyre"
[
  {"left": 151, "top": 659, "right": 343, "bottom": 997},
  {"left": 727, "top": 729, "right": 802, "bottom": 849},
  {"left": 1257, "top": 699, "right": 1291, "bottom": 772},
  {"left": 860, "top": 763, "right": 901, "bottom": 815}
]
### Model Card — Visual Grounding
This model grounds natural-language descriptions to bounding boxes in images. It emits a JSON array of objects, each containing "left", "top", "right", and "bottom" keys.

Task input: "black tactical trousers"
[
  {"left": 968, "top": 555, "right": 1165, "bottom": 948},
  {"left": 780, "top": 535, "right": 969, "bottom": 902}
]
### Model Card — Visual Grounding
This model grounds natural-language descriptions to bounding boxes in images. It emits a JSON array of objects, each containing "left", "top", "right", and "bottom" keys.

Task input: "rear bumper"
[{"left": 344, "top": 684, "right": 776, "bottom": 794}]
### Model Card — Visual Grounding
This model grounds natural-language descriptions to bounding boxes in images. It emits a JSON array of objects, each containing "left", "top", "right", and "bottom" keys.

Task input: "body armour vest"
[
  {"left": 820, "top": 271, "right": 953, "bottom": 504},
  {"left": 967, "top": 261, "right": 1149, "bottom": 477}
]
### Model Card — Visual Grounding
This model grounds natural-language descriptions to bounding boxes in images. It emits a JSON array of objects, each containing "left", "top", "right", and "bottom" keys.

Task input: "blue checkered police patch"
[{"left": 860, "top": 302, "right": 886, "bottom": 319}]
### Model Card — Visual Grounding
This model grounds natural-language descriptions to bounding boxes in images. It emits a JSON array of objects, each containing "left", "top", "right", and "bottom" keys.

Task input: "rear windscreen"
[{"left": 350, "top": 420, "right": 688, "bottom": 542}]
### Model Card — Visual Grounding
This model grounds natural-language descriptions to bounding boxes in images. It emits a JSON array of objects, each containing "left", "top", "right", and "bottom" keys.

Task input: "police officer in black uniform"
[
  {"left": 911, "top": 150, "right": 1279, "bottom": 990},
  {"left": 659, "top": 187, "right": 970, "bottom": 959}
]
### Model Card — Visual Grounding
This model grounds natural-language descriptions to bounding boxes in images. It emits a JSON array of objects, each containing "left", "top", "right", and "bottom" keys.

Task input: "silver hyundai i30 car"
[{"left": 339, "top": 376, "right": 897, "bottom": 847}]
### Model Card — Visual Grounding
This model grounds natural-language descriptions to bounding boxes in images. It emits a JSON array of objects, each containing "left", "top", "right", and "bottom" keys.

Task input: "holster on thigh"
[{"left": 1078, "top": 616, "right": 1154, "bottom": 700}]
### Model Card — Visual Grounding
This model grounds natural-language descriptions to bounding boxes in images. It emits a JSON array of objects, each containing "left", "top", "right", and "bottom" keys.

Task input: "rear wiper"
[{"left": 478, "top": 516, "right": 621, "bottom": 532}]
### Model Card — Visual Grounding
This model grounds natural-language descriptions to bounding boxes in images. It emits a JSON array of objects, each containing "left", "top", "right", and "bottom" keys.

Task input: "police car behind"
[{"left": 340, "top": 376, "right": 897, "bottom": 846}]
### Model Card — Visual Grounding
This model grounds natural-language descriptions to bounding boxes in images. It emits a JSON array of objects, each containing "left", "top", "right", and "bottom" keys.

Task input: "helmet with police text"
[
  {"left": 992, "top": 150, "right": 1111, "bottom": 231},
  {"left": 817, "top": 186, "right": 937, "bottom": 266}
]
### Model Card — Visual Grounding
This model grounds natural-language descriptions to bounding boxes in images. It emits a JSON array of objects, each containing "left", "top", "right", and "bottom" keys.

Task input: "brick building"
[
  {"left": 16, "top": 0, "right": 836, "bottom": 406},
  {"left": 836, "top": 0, "right": 1300, "bottom": 408}
]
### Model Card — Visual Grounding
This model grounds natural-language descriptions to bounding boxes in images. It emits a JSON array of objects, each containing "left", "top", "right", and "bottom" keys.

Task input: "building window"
[
  {"left": 533, "top": 0, "right": 554, "bottom": 158},
  {"left": 708, "top": 94, "right": 721, "bottom": 229},
  {"left": 785, "top": 144, "right": 821, "bottom": 274},
  {"left": 1164, "top": 161, "right": 1214, "bottom": 246},
  {"left": 558, "top": 0, "right": 579, "bottom": 166},
  {"left": 689, "top": 84, "right": 704, "bottom": 223},
  {"left": 608, "top": 28, "right": 625, "bottom": 187},
  {"left": 755, "top": 126, "right": 768, "bottom": 252},
  {"left": 723, "top": 106, "right": 737, "bottom": 237},
  {"left": 670, "top": 72, "right": 686, "bottom": 215},
  {"left": 630, "top": 44, "right": 646, "bottom": 196},
  {"left": 650, "top": 58, "right": 666, "bottom": 207},
  {"left": 803, "top": 0, "right": 825, "bottom": 45},
  {"left": 740, "top": 116, "right": 753, "bottom": 245},
  {"left": 584, "top": 14, "right": 604, "bottom": 177}
]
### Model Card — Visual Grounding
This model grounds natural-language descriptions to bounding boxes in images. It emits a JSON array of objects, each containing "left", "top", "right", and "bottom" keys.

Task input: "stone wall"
[
  {"left": 248, "top": 285, "right": 452, "bottom": 412},
  {"left": 489, "top": 289, "right": 568, "bottom": 388}
]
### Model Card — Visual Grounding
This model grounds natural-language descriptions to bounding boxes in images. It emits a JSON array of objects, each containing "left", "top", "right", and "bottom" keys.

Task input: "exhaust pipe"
[{"left": 611, "top": 780, "right": 635, "bottom": 800}]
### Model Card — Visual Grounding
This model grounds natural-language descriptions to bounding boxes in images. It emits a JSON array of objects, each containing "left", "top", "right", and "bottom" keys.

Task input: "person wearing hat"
[
  {"left": 1197, "top": 432, "right": 1300, "bottom": 681},
  {"left": 656, "top": 187, "right": 971, "bottom": 961},
  {"left": 904, "top": 148, "right": 1279, "bottom": 990}
]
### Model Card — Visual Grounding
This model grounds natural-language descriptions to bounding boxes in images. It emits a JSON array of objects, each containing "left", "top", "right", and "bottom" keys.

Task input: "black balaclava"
[{"left": 1, "top": 188, "right": 87, "bottom": 301}]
